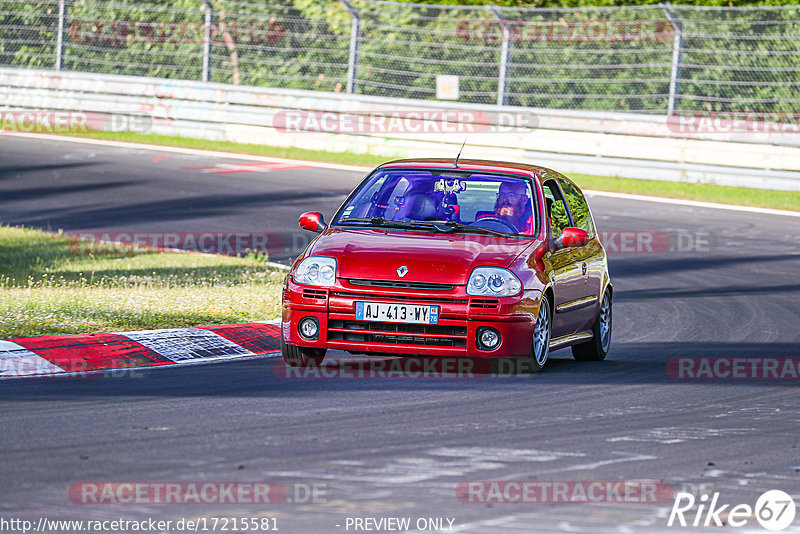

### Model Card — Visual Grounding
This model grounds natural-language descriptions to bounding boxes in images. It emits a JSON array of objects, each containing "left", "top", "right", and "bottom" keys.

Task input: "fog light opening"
[
  {"left": 477, "top": 327, "right": 501, "bottom": 351},
  {"left": 299, "top": 317, "right": 319, "bottom": 341}
]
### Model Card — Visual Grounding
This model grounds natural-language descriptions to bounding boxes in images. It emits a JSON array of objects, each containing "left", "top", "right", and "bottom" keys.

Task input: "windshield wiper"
[
  {"left": 340, "top": 218, "right": 511, "bottom": 237},
  {"left": 429, "top": 220, "right": 512, "bottom": 237},
  {"left": 339, "top": 217, "right": 449, "bottom": 232}
]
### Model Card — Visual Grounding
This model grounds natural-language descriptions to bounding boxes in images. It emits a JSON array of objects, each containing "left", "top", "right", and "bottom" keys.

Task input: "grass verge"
[
  {"left": 60, "top": 130, "right": 799, "bottom": 212},
  {"left": 0, "top": 225, "right": 284, "bottom": 339},
  {"left": 573, "top": 173, "right": 800, "bottom": 212}
]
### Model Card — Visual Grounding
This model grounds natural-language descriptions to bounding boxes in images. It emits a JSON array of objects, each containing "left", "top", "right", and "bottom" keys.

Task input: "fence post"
[
  {"left": 490, "top": 6, "right": 511, "bottom": 107},
  {"left": 341, "top": 0, "right": 361, "bottom": 94},
  {"left": 201, "top": 0, "right": 214, "bottom": 83},
  {"left": 661, "top": 3, "right": 684, "bottom": 115},
  {"left": 55, "top": 0, "right": 68, "bottom": 71}
]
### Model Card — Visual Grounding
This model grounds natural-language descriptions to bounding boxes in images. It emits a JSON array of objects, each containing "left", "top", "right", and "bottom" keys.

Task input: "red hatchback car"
[{"left": 281, "top": 159, "right": 612, "bottom": 372}]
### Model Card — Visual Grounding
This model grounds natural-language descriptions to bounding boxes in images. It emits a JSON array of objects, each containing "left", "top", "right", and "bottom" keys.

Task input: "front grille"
[
  {"left": 302, "top": 288, "right": 328, "bottom": 300},
  {"left": 348, "top": 279, "right": 455, "bottom": 291},
  {"left": 328, "top": 320, "right": 467, "bottom": 348},
  {"left": 470, "top": 298, "right": 500, "bottom": 309}
]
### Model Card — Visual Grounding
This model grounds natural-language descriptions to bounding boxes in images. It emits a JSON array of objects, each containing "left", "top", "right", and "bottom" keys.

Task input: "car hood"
[{"left": 307, "top": 228, "right": 534, "bottom": 284}]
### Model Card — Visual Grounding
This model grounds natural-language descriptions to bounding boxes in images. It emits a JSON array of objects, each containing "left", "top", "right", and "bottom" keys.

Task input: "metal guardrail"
[
  {"left": 2, "top": 0, "right": 800, "bottom": 117},
  {"left": 2, "top": 67, "right": 799, "bottom": 191}
]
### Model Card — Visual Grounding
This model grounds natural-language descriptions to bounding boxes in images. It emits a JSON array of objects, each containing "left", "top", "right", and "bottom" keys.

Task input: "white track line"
[
  {"left": 2, "top": 132, "right": 371, "bottom": 172},
  {"left": 8, "top": 132, "right": 799, "bottom": 218}
]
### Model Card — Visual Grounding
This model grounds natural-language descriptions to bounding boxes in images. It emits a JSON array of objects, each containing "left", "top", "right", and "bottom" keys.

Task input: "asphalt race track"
[
  {"left": 1, "top": 135, "right": 799, "bottom": 533},
  {"left": 0, "top": 135, "right": 362, "bottom": 264}
]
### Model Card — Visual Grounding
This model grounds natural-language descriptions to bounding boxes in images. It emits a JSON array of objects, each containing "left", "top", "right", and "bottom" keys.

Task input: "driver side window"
[{"left": 542, "top": 180, "right": 572, "bottom": 237}]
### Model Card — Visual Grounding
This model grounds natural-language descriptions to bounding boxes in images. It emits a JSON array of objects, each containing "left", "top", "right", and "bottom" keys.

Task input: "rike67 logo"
[{"left": 668, "top": 490, "right": 796, "bottom": 531}]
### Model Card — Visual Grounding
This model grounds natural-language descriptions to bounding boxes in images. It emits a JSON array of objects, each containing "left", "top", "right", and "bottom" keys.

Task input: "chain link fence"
[{"left": 1, "top": 0, "right": 798, "bottom": 116}]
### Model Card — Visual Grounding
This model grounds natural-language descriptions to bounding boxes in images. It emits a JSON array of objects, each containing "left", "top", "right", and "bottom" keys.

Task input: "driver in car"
[{"left": 476, "top": 181, "right": 533, "bottom": 233}]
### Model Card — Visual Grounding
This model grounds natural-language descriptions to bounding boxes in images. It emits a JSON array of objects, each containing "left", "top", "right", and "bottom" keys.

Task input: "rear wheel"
[
  {"left": 572, "top": 289, "right": 612, "bottom": 361},
  {"left": 529, "top": 294, "right": 552, "bottom": 373},
  {"left": 281, "top": 328, "right": 326, "bottom": 368}
]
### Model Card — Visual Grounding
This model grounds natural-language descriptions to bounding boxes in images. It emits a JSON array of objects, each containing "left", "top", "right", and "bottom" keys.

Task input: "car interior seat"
[{"left": 397, "top": 192, "right": 437, "bottom": 221}]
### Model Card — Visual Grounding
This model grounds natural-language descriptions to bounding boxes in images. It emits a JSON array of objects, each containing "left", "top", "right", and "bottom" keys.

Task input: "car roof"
[{"left": 377, "top": 158, "right": 561, "bottom": 182}]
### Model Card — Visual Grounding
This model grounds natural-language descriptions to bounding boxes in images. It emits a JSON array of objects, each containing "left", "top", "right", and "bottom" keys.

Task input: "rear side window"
[{"left": 558, "top": 177, "right": 595, "bottom": 236}]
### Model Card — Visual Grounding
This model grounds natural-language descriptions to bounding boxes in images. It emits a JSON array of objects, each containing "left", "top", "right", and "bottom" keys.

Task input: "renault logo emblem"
[{"left": 397, "top": 266, "right": 409, "bottom": 278}]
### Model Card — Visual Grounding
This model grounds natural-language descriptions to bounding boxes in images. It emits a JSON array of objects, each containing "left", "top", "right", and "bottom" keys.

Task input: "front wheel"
[
  {"left": 281, "top": 328, "right": 326, "bottom": 368},
  {"left": 529, "top": 294, "right": 552, "bottom": 373},
  {"left": 572, "top": 289, "right": 612, "bottom": 361}
]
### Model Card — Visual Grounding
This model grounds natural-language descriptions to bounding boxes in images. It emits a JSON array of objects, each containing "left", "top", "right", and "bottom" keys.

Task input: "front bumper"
[{"left": 282, "top": 278, "right": 536, "bottom": 358}]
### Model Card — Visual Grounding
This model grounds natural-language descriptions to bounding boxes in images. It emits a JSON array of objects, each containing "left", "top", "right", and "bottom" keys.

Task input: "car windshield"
[{"left": 334, "top": 169, "right": 538, "bottom": 236}]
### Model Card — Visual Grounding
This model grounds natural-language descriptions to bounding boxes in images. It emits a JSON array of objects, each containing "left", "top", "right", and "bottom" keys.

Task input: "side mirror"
[
  {"left": 555, "top": 227, "right": 589, "bottom": 249},
  {"left": 299, "top": 212, "right": 327, "bottom": 233}
]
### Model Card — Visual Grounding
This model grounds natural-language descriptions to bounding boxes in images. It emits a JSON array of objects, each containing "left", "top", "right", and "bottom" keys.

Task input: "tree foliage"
[{"left": 1, "top": 0, "right": 797, "bottom": 115}]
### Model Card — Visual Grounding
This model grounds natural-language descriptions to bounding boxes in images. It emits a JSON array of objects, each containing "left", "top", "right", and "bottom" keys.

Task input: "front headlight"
[
  {"left": 294, "top": 256, "right": 337, "bottom": 287},
  {"left": 467, "top": 267, "right": 522, "bottom": 297}
]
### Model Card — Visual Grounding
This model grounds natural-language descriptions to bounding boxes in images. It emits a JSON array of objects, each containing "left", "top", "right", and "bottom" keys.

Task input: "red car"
[{"left": 281, "top": 159, "right": 612, "bottom": 372}]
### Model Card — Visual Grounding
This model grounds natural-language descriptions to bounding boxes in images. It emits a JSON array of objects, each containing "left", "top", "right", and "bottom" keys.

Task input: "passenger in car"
[{"left": 397, "top": 192, "right": 438, "bottom": 221}]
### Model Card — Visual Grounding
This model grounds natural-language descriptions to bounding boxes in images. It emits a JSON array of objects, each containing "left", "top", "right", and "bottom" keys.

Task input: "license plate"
[{"left": 355, "top": 302, "right": 439, "bottom": 325}]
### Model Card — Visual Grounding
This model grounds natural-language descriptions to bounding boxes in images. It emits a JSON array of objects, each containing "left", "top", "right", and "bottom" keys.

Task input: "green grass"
[
  {"left": 572, "top": 174, "right": 800, "bottom": 212},
  {"left": 61, "top": 130, "right": 800, "bottom": 212},
  {"left": 0, "top": 226, "right": 284, "bottom": 339}
]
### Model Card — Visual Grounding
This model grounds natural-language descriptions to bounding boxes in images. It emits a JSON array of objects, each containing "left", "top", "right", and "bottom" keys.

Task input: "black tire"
[
  {"left": 281, "top": 328, "right": 326, "bottom": 368},
  {"left": 572, "top": 289, "right": 612, "bottom": 361},
  {"left": 529, "top": 294, "right": 552, "bottom": 373}
]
